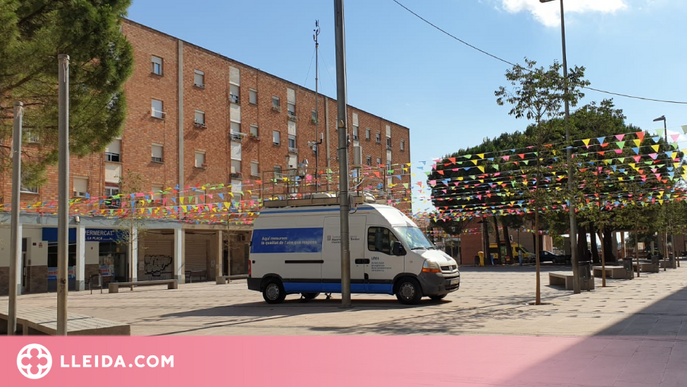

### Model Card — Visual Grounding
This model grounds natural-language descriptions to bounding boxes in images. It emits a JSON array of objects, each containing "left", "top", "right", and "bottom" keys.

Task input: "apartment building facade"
[{"left": 0, "top": 19, "right": 411, "bottom": 295}]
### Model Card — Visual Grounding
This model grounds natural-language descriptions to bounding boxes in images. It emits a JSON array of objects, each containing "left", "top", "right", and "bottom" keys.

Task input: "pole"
[
  {"left": 57, "top": 54, "right": 70, "bottom": 335},
  {"left": 313, "top": 20, "right": 321, "bottom": 192},
  {"left": 557, "top": 0, "right": 581, "bottom": 294},
  {"left": 663, "top": 117, "right": 669, "bottom": 271},
  {"left": 334, "top": 0, "right": 351, "bottom": 307},
  {"left": 8, "top": 102, "right": 24, "bottom": 335}
]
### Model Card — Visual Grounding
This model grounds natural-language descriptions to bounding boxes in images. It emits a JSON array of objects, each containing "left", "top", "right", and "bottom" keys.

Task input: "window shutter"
[
  {"left": 105, "top": 140, "right": 121, "bottom": 154},
  {"left": 231, "top": 142, "right": 242, "bottom": 160},
  {"left": 230, "top": 66, "right": 240, "bottom": 85}
]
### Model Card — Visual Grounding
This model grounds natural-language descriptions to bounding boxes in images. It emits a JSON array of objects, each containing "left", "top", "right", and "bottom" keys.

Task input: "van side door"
[{"left": 364, "top": 226, "right": 404, "bottom": 294}]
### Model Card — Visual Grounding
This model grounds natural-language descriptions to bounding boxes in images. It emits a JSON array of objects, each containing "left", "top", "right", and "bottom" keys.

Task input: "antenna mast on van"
[{"left": 312, "top": 20, "right": 323, "bottom": 193}]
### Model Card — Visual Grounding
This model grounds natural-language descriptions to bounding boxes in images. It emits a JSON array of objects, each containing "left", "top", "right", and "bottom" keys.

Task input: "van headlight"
[{"left": 421, "top": 261, "right": 441, "bottom": 273}]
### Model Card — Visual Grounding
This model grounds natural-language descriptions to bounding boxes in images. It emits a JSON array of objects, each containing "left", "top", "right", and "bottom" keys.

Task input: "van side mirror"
[{"left": 391, "top": 241, "right": 405, "bottom": 256}]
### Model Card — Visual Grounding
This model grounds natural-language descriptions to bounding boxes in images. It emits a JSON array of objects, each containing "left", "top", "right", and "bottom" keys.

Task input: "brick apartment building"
[{"left": 0, "top": 19, "right": 411, "bottom": 295}]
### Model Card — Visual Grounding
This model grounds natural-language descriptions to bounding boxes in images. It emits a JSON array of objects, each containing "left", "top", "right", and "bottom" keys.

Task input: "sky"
[{"left": 127, "top": 0, "right": 687, "bottom": 214}]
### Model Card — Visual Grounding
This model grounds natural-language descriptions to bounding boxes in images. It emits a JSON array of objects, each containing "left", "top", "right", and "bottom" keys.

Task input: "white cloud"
[{"left": 500, "top": 0, "right": 628, "bottom": 27}]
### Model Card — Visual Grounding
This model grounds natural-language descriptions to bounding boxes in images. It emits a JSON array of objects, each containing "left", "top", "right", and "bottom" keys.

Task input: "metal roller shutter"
[{"left": 185, "top": 238, "right": 208, "bottom": 272}]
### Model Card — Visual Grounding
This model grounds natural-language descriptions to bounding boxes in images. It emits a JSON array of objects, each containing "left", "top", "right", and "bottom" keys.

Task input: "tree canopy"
[{"left": 0, "top": 0, "right": 133, "bottom": 186}]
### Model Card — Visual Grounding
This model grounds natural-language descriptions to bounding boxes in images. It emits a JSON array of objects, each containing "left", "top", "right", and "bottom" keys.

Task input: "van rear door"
[{"left": 322, "top": 216, "right": 367, "bottom": 292}]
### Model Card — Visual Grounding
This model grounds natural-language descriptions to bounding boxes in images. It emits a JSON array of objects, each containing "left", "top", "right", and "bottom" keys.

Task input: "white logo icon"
[{"left": 17, "top": 344, "right": 52, "bottom": 380}]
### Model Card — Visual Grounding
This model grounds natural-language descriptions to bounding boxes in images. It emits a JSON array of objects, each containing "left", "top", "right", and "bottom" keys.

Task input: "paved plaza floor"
[
  {"left": 3, "top": 263, "right": 687, "bottom": 337},
  {"left": 3, "top": 263, "right": 687, "bottom": 386}
]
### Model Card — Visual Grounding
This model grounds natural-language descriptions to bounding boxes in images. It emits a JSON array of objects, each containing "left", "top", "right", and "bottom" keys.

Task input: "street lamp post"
[
  {"left": 540, "top": 0, "right": 580, "bottom": 293},
  {"left": 653, "top": 115, "right": 669, "bottom": 266}
]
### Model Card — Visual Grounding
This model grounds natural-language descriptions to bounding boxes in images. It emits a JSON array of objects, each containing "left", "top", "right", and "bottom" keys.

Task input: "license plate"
[{"left": 448, "top": 278, "right": 460, "bottom": 286}]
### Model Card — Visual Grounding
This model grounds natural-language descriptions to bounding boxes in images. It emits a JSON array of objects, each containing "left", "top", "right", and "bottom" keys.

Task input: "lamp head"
[{"left": 653, "top": 115, "right": 666, "bottom": 122}]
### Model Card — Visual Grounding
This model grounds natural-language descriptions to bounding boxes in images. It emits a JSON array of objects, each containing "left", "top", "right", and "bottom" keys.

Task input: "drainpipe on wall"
[{"left": 177, "top": 41, "right": 184, "bottom": 213}]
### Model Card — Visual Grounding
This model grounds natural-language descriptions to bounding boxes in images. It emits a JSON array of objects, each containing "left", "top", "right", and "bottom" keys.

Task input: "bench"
[
  {"left": 549, "top": 271, "right": 595, "bottom": 290},
  {"left": 632, "top": 261, "right": 658, "bottom": 273},
  {"left": 185, "top": 270, "right": 207, "bottom": 283},
  {"left": 593, "top": 266, "right": 630, "bottom": 279},
  {"left": 0, "top": 302, "right": 130, "bottom": 336},
  {"left": 108, "top": 279, "right": 178, "bottom": 293}
]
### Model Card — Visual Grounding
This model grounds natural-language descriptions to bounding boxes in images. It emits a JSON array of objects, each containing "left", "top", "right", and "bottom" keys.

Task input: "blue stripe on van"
[
  {"left": 282, "top": 282, "right": 394, "bottom": 295},
  {"left": 251, "top": 228, "right": 323, "bottom": 254}
]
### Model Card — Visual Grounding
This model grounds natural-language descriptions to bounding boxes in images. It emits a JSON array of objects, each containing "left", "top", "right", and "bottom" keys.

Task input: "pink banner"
[{"left": 1, "top": 336, "right": 682, "bottom": 386}]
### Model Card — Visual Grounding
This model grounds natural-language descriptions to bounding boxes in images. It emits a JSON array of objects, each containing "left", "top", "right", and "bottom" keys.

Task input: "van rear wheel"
[
  {"left": 263, "top": 279, "right": 286, "bottom": 304},
  {"left": 395, "top": 278, "right": 423, "bottom": 305}
]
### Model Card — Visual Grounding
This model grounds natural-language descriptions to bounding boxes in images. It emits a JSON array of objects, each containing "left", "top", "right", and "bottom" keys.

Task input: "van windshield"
[{"left": 394, "top": 226, "right": 434, "bottom": 250}]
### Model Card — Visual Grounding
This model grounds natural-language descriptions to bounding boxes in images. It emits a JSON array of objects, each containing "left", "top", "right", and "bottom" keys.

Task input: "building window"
[
  {"left": 195, "top": 151, "right": 206, "bottom": 168},
  {"left": 288, "top": 135, "right": 296, "bottom": 149},
  {"left": 376, "top": 158, "right": 381, "bottom": 166},
  {"left": 274, "top": 165, "right": 282, "bottom": 178},
  {"left": 104, "top": 185, "right": 120, "bottom": 207},
  {"left": 273, "top": 131, "right": 280, "bottom": 146},
  {"left": 287, "top": 87, "right": 295, "bottom": 116},
  {"left": 311, "top": 110, "right": 318, "bottom": 123},
  {"left": 151, "top": 99, "right": 164, "bottom": 118},
  {"left": 353, "top": 125, "right": 359, "bottom": 141},
  {"left": 231, "top": 160, "right": 241, "bottom": 177},
  {"left": 272, "top": 96, "right": 280, "bottom": 111},
  {"left": 152, "top": 184, "right": 164, "bottom": 200},
  {"left": 151, "top": 56, "right": 163, "bottom": 75},
  {"left": 104, "top": 185, "right": 120, "bottom": 198},
  {"left": 386, "top": 137, "right": 392, "bottom": 150},
  {"left": 366, "top": 156, "right": 372, "bottom": 166},
  {"left": 230, "top": 84, "right": 240, "bottom": 104},
  {"left": 20, "top": 171, "right": 38, "bottom": 194},
  {"left": 376, "top": 132, "right": 381, "bottom": 144},
  {"left": 250, "top": 125, "right": 259, "bottom": 138},
  {"left": 194, "top": 110, "right": 205, "bottom": 127},
  {"left": 26, "top": 130, "right": 40, "bottom": 143},
  {"left": 105, "top": 139, "right": 121, "bottom": 162},
  {"left": 151, "top": 144, "right": 163, "bottom": 163},
  {"left": 230, "top": 123, "right": 241, "bottom": 141},
  {"left": 366, "top": 128, "right": 371, "bottom": 141},
  {"left": 73, "top": 177, "right": 88, "bottom": 198},
  {"left": 249, "top": 89, "right": 257, "bottom": 104},
  {"left": 194, "top": 70, "right": 205, "bottom": 88},
  {"left": 367, "top": 227, "right": 398, "bottom": 254},
  {"left": 400, "top": 140, "right": 405, "bottom": 151},
  {"left": 251, "top": 161, "right": 259, "bottom": 176}
]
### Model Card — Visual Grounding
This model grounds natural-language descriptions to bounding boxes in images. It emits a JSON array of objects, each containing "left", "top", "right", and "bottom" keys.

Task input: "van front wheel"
[
  {"left": 395, "top": 278, "right": 423, "bottom": 305},
  {"left": 263, "top": 279, "right": 286, "bottom": 304}
]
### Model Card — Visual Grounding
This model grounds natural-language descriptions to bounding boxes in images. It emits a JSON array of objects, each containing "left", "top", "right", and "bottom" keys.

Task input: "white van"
[{"left": 247, "top": 202, "right": 460, "bottom": 304}]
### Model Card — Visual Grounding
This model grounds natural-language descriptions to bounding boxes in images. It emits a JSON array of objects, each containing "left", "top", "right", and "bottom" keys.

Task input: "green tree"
[
  {"left": 494, "top": 58, "right": 588, "bottom": 304},
  {"left": 0, "top": 0, "right": 133, "bottom": 186}
]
